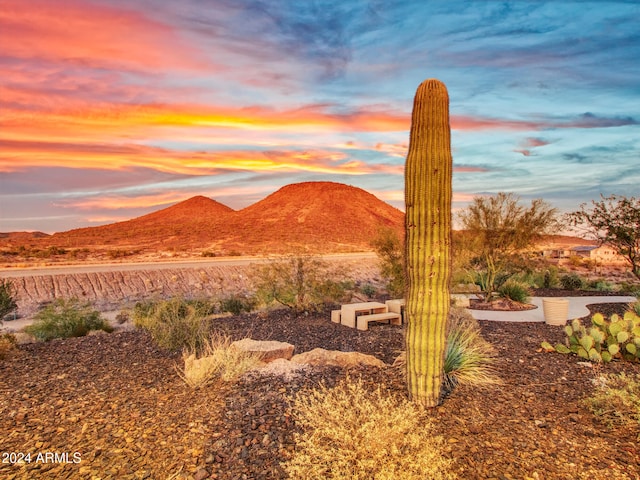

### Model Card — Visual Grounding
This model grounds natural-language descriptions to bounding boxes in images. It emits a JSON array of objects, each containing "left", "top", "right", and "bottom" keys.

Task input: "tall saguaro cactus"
[{"left": 404, "top": 79, "right": 452, "bottom": 407}]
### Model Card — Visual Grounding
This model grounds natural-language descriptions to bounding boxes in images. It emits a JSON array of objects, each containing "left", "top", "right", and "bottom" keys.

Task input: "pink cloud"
[{"left": 0, "top": 0, "right": 213, "bottom": 72}]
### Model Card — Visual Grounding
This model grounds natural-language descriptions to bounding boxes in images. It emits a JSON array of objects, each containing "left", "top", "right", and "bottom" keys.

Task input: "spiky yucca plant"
[{"left": 404, "top": 78, "right": 453, "bottom": 406}]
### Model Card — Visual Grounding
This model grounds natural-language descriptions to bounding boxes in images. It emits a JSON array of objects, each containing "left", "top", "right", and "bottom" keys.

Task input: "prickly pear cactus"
[
  {"left": 404, "top": 79, "right": 452, "bottom": 406},
  {"left": 541, "top": 310, "right": 640, "bottom": 363}
]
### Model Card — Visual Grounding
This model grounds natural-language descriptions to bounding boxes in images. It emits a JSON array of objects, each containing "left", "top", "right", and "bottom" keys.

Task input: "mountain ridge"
[{"left": 41, "top": 181, "right": 405, "bottom": 254}]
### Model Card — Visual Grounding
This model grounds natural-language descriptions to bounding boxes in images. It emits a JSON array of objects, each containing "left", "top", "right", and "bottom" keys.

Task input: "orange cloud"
[
  {"left": 0, "top": 0, "right": 211, "bottom": 72},
  {"left": 451, "top": 115, "right": 542, "bottom": 131},
  {"left": 0, "top": 139, "right": 384, "bottom": 176},
  {"left": 61, "top": 191, "right": 193, "bottom": 212}
]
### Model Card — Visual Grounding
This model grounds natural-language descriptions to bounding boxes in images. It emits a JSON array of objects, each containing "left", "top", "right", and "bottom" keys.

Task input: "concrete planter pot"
[{"left": 542, "top": 298, "right": 570, "bottom": 326}]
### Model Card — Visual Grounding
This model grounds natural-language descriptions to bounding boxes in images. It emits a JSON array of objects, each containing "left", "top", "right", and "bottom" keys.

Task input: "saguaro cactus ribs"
[{"left": 404, "top": 78, "right": 453, "bottom": 406}]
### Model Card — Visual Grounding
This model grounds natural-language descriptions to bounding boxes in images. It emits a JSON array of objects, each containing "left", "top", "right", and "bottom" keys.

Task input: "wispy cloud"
[{"left": 1, "top": 0, "right": 639, "bottom": 233}]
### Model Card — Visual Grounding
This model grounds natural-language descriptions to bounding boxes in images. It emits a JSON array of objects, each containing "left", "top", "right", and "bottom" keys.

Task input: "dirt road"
[{"left": 0, "top": 252, "right": 376, "bottom": 278}]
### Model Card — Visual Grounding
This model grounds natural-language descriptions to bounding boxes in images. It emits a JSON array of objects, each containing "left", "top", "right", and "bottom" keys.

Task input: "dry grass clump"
[
  {"left": 133, "top": 298, "right": 211, "bottom": 353},
  {"left": 0, "top": 332, "right": 17, "bottom": 359},
  {"left": 177, "top": 334, "right": 263, "bottom": 388},
  {"left": 586, "top": 372, "right": 640, "bottom": 435},
  {"left": 282, "top": 377, "right": 456, "bottom": 480}
]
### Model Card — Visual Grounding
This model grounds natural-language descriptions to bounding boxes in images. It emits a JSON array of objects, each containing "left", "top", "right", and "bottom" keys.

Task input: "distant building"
[{"left": 569, "top": 245, "right": 625, "bottom": 264}]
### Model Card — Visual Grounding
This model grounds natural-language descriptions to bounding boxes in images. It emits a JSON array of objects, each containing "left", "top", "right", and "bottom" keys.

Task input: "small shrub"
[
  {"left": 587, "top": 279, "right": 616, "bottom": 292},
  {"left": 219, "top": 294, "right": 256, "bottom": 315},
  {"left": 568, "top": 255, "right": 583, "bottom": 267},
  {"left": 24, "top": 299, "right": 112, "bottom": 341},
  {"left": 444, "top": 307, "right": 502, "bottom": 391},
  {"left": 632, "top": 302, "right": 640, "bottom": 317},
  {"left": 560, "top": 273, "right": 585, "bottom": 290},
  {"left": 178, "top": 334, "right": 263, "bottom": 388},
  {"left": 394, "top": 308, "right": 501, "bottom": 393},
  {"left": 0, "top": 332, "right": 17, "bottom": 359},
  {"left": 497, "top": 280, "right": 531, "bottom": 303},
  {"left": 115, "top": 311, "right": 130, "bottom": 324},
  {"left": 282, "top": 377, "right": 456, "bottom": 480},
  {"left": 252, "top": 255, "right": 353, "bottom": 313},
  {"left": 0, "top": 279, "right": 18, "bottom": 321},
  {"left": 133, "top": 298, "right": 210, "bottom": 352},
  {"left": 360, "top": 283, "right": 377, "bottom": 298},
  {"left": 586, "top": 372, "right": 640, "bottom": 433},
  {"left": 542, "top": 267, "right": 560, "bottom": 288},
  {"left": 371, "top": 227, "right": 405, "bottom": 298}
]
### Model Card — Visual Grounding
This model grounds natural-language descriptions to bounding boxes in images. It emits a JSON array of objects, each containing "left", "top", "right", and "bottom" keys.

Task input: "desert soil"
[{"left": 1, "top": 300, "right": 639, "bottom": 480}]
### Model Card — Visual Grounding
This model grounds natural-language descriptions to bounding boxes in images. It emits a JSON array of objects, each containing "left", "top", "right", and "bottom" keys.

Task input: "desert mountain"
[
  {"left": 51, "top": 195, "right": 234, "bottom": 249},
  {"left": 46, "top": 182, "right": 404, "bottom": 254},
  {"left": 216, "top": 182, "right": 404, "bottom": 253}
]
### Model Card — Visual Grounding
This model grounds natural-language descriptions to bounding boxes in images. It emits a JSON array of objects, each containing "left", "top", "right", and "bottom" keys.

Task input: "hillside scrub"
[
  {"left": 24, "top": 298, "right": 112, "bottom": 341},
  {"left": 0, "top": 279, "right": 17, "bottom": 321},
  {"left": 133, "top": 298, "right": 212, "bottom": 353},
  {"left": 252, "top": 255, "right": 353, "bottom": 313}
]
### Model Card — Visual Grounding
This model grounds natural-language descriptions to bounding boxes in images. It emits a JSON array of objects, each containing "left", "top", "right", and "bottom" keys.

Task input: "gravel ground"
[{"left": 1, "top": 300, "right": 639, "bottom": 479}]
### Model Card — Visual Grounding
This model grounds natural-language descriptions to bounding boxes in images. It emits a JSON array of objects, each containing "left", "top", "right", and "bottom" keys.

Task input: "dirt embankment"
[{"left": 2, "top": 257, "right": 382, "bottom": 319}]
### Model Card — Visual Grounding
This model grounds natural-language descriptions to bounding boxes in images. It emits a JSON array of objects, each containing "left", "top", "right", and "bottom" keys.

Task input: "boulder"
[
  {"left": 291, "top": 348, "right": 385, "bottom": 368},
  {"left": 230, "top": 338, "right": 295, "bottom": 363},
  {"left": 252, "top": 358, "right": 309, "bottom": 379}
]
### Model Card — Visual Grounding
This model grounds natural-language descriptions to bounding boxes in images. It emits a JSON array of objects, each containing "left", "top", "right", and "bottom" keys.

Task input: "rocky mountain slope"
[{"left": 7, "top": 182, "right": 404, "bottom": 256}]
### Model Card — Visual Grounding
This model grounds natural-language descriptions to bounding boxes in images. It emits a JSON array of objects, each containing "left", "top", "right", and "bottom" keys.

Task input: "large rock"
[
  {"left": 230, "top": 338, "right": 295, "bottom": 363},
  {"left": 291, "top": 348, "right": 385, "bottom": 368},
  {"left": 252, "top": 358, "right": 309, "bottom": 379}
]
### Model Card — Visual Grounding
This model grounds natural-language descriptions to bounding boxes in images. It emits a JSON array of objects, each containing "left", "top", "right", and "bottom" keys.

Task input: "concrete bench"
[
  {"left": 356, "top": 312, "right": 402, "bottom": 331},
  {"left": 331, "top": 310, "right": 341, "bottom": 323}
]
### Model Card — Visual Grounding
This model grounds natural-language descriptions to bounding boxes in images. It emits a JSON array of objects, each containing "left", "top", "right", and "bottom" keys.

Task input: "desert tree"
[
  {"left": 568, "top": 195, "right": 640, "bottom": 280},
  {"left": 371, "top": 227, "right": 405, "bottom": 298},
  {"left": 458, "top": 192, "right": 558, "bottom": 301},
  {"left": 252, "top": 254, "right": 353, "bottom": 313}
]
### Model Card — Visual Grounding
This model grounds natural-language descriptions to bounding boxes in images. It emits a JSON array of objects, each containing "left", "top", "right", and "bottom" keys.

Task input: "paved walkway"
[{"left": 468, "top": 296, "right": 637, "bottom": 323}]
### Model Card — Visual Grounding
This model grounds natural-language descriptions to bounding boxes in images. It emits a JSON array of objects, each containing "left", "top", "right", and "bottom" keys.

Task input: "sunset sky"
[{"left": 1, "top": 0, "right": 639, "bottom": 234}]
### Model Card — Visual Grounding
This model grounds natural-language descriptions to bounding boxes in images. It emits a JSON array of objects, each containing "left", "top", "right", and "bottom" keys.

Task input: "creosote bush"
[
  {"left": 282, "top": 377, "right": 456, "bottom": 480},
  {"left": 133, "top": 298, "right": 211, "bottom": 353},
  {"left": 371, "top": 227, "right": 404, "bottom": 298},
  {"left": 24, "top": 298, "right": 112, "bottom": 341},
  {"left": 560, "top": 273, "right": 585, "bottom": 290},
  {"left": 219, "top": 294, "right": 256, "bottom": 315},
  {"left": 586, "top": 372, "right": 640, "bottom": 434},
  {"left": 252, "top": 255, "right": 353, "bottom": 313},
  {"left": 0, "top": 279, "right": 18, "bottom": 321},
  {"left": 178, "top": 334, "right": 263, "bottom": 388}
]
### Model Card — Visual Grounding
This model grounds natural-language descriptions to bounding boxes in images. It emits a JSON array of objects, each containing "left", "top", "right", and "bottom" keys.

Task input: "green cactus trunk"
[{"left": 404, "top": 79, "right": 452, "bottom": 407}]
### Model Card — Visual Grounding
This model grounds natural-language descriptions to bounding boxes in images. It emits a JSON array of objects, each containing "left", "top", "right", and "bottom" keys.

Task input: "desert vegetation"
[
  {"left": 569, "top": 194, "right": 640, "bottom": 280},
  {"left": 23, "top": 298, "right": 112, "bottom": 341},
  {"left": 2, "top": 180, "right": 640, "bottom": 477},
  {"left": 0, "top": 279, "right": 17, "bottom": 321},
  {"left": 252, "top": 254, "right": 354, "bottom": 313},
  {"left": 282, "top": 377, "right": 455, "bottom": 480}
]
